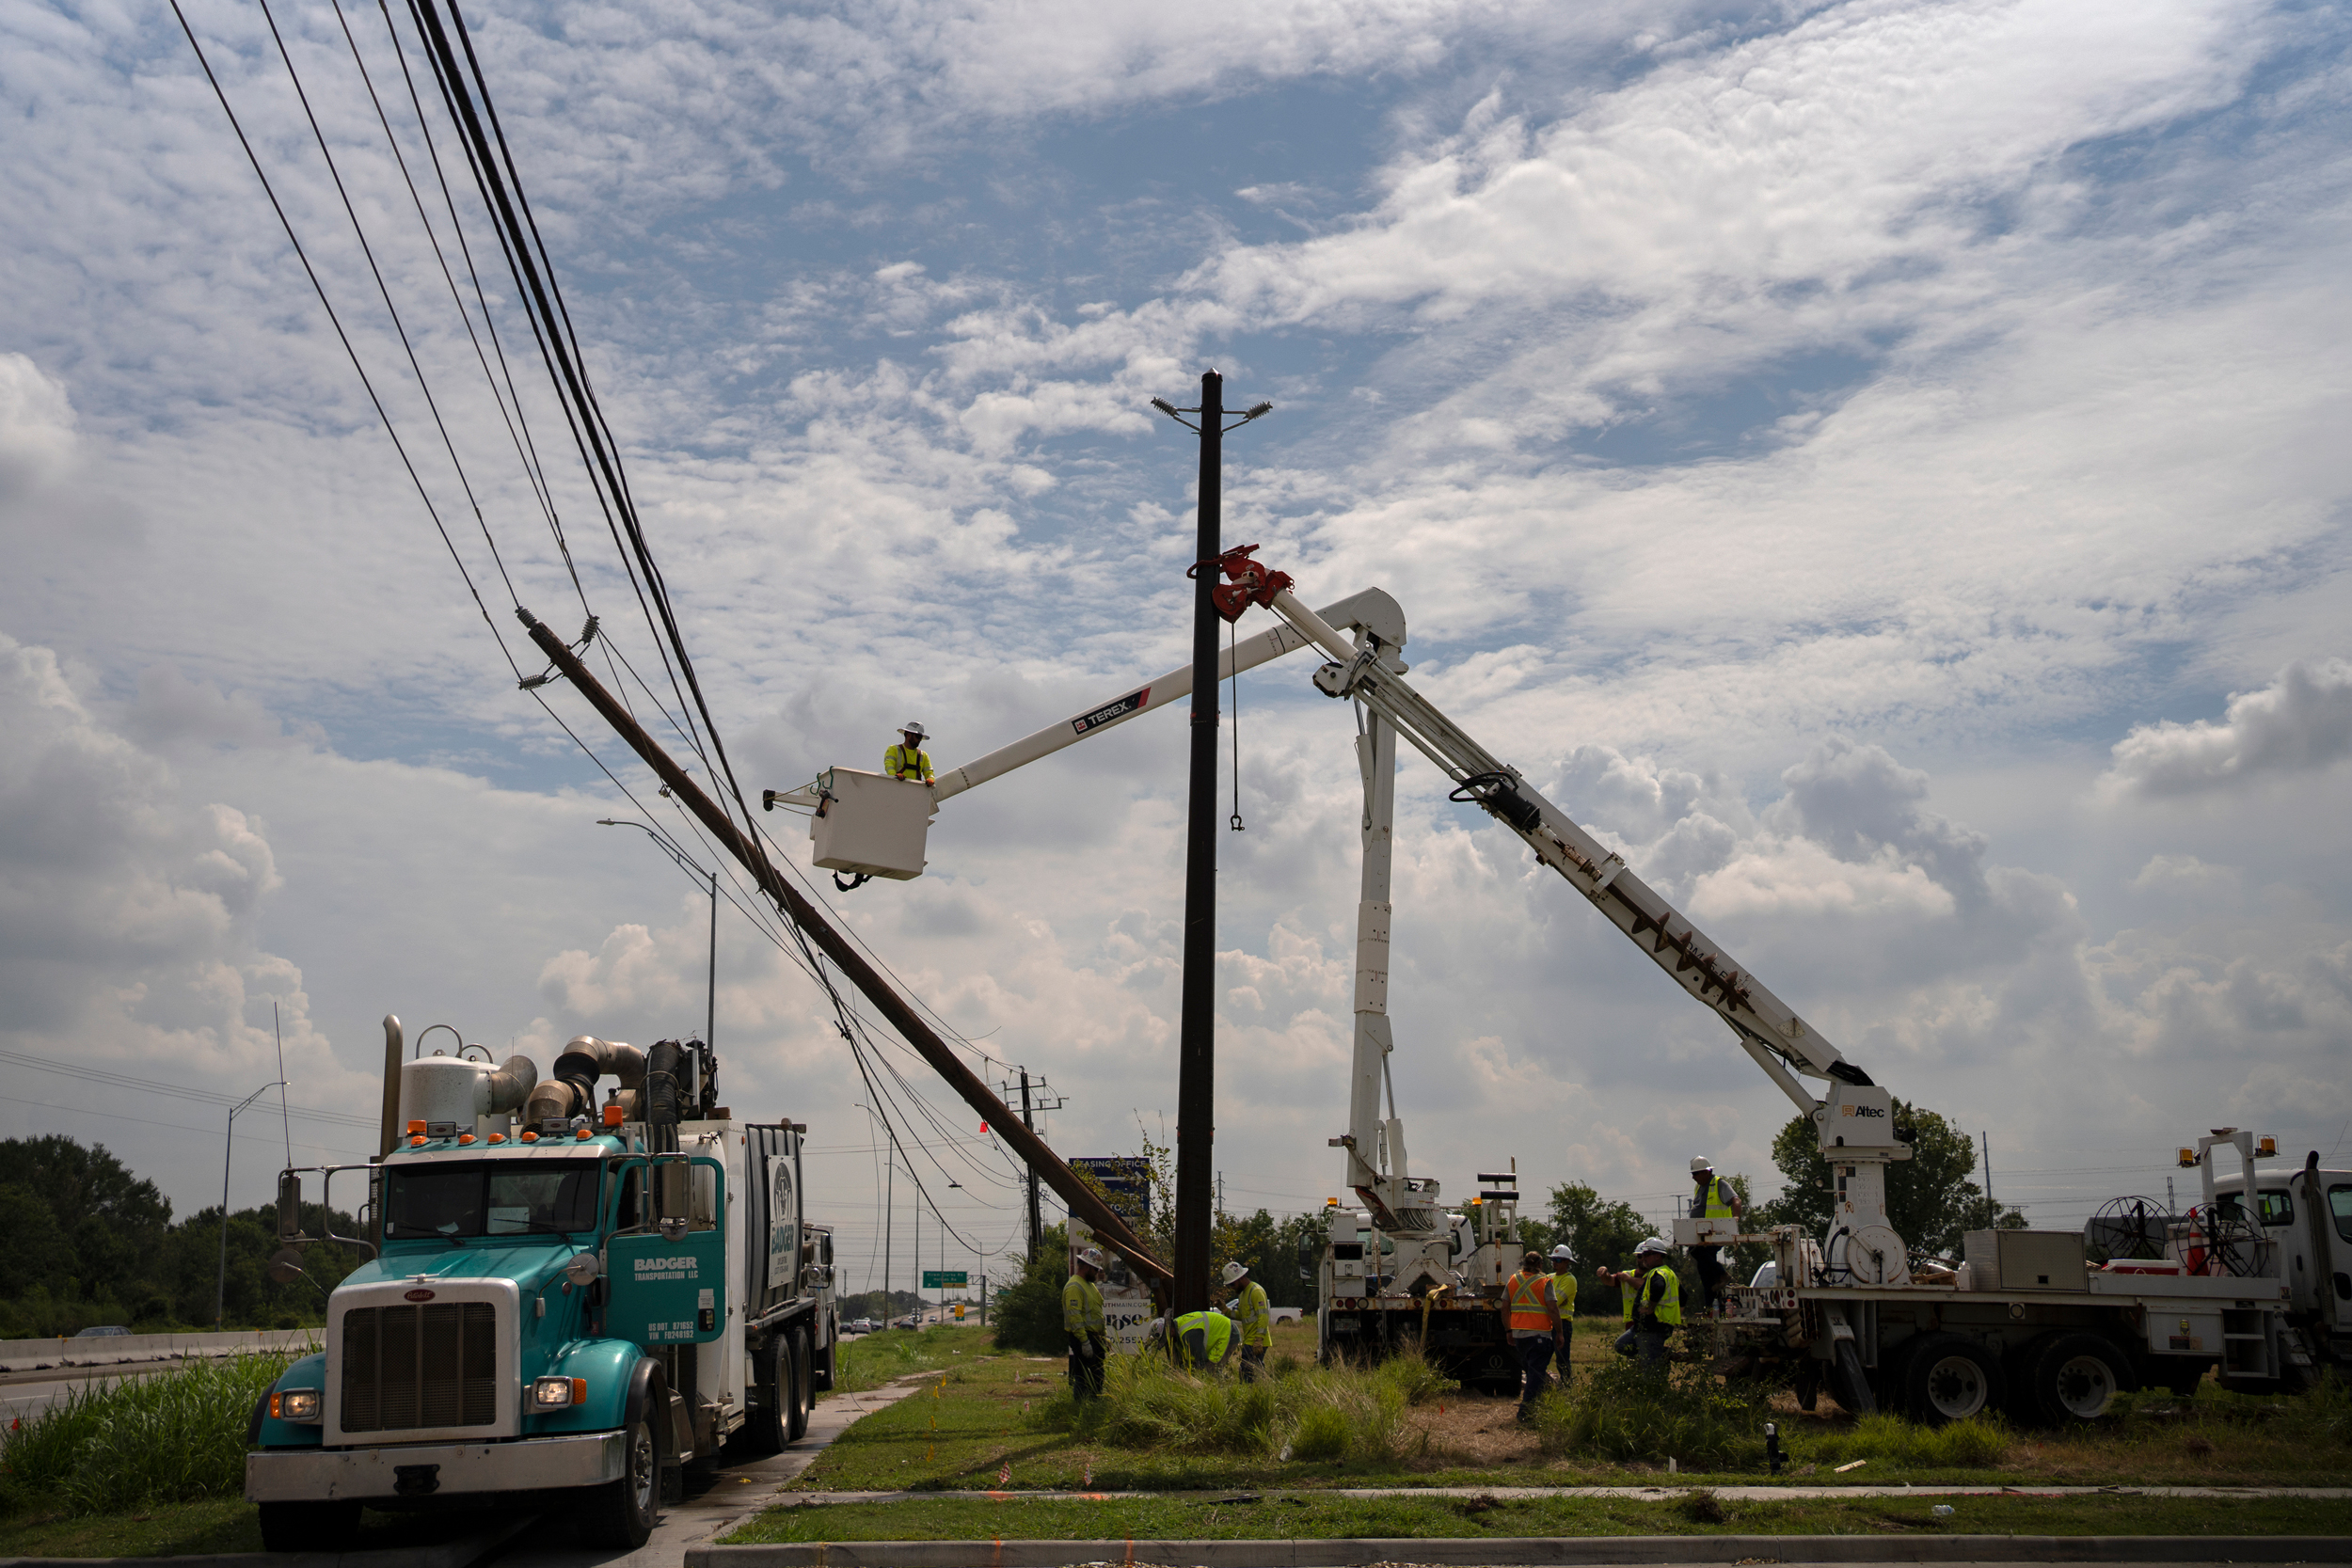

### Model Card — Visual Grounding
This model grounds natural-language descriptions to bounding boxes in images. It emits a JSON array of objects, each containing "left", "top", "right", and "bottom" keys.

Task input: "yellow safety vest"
[
  {"left": 1062, "top": 1274, "right": 1104, "bottom": 1336},
  {"left": 1639, "top": 1264, "right": 1681, "bottom": 1326},
  {"left": 1550, "top": 1271, "right": 1579, "bottom": 1318},
  {"left": 884, "top": 743, "right": 933, "bottom": 782},
  {"left": 1174, "top": 1309, "right": 1232, "bottom": 1368},
  {"left": 1236, "top": 1281, "right": 1273, "bottom": 1348},
  {"left": 1699, "top": 1176, "right": 1736, "bottom": 1220},
  {"left": 1504, "top": 1271, "right": 1555, "bottom": 1332}
]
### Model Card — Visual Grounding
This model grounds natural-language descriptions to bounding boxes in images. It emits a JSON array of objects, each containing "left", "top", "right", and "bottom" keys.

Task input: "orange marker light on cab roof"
[
  {"left": 458, "top": 1132, "right": 476, "bottom": 1145},
  {"left": 603, "top": 1104, "right": 624, "bottom": 1128},
  {"left": 407, "top": 1119, "right": 426, "bottom": 1134},
  {"left": 574, "top": 1127, "right": 591, "bottom": 1141},
  {"left": 488, "top": 1133, "right": 505, "bottom": 1145},
  {"left": 522, "top": 1131, "right": 539, "bottom": 1143},
  {"left": 409, "top": 1135, "right": 426, "bottom": 1147}
]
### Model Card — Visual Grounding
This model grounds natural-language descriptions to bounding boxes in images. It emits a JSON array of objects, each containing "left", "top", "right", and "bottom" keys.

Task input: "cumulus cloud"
[{"left": 2102, "top": 658, "right": 2352, "bottom": 798}]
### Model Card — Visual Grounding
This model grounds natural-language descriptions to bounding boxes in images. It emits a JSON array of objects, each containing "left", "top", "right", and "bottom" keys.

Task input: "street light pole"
[
  {"left": 218, "top": 1079, "right": 288, "bottom": 1326},
  {"left": 1149, "top": 372, "right": 1272, "bottom": 1317},
  {"left": 596, "top": 819, "right": 719, "bottom": 1049}
]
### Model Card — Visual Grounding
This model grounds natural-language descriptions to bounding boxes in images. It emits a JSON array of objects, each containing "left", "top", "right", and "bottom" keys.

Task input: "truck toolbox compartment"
[
  {"left": 246, "top": 1430, "right": 625, "bottom": 1502},
  {"left": 1964, "top": 1229, "right": 2087, "bottom": 1292}
]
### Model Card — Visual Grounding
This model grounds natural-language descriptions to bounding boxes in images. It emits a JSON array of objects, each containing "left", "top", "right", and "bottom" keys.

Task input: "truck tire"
[
  {"left": 1903, "top": 1333, "right": 2003, "bottom": 1424},
  {"left": 787, "top": 1330, "right": 813, "bottom": 1442},
  {"left": 739, "top": 1337, "right": 789, "bottom": 1454},
  {"left": 1828, "top": 1338, "right": 1876, "bottom": 1416},
  {"left": 258, "top": 1499, "right": 359, "bottom": 1552},
  {"left": 584, "top": 1414, "right": 660, "bottom": 1547},
  {"left": 2025, "top": 1332, "right": 2132, "bottom": 1424}
]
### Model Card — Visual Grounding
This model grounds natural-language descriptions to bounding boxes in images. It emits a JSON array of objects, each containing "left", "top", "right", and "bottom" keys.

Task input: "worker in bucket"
[
  {"left": 1150, "top": 1307, "right": 1238, "bottom": 1372},
  {"left": 1063, "top": 1245, "right": 1108, "bottom": 1398},
  {"left": 1604, "top": 1237, "right": 1680, "bottom": 1369},
  {"left": 1689, "top": 1156, "right": 1744, "bottom": 1313},
  {"left": 1502, "top": 1249, "right": 1559, "bottom": 1421},
  {"left": 884, "top": 721, "right": 934, "bottom": 783},
  {"left": 1223, "top": 1259, "right": 1273, "bottom": 1381},
  {"left": 1547, "top": 1243, "right": 1579, "bottom": 1386}
]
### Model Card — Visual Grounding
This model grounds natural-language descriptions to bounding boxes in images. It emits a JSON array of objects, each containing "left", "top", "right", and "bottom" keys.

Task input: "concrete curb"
[
  {"left": 0, "top": 1509, "right": 535, "bottom": 1568},
  {"left": 691, "top": 1538, "right": 2352, "bottom": 1567}
]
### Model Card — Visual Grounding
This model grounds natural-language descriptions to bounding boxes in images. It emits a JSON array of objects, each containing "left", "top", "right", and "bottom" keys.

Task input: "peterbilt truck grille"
[{"left": 338, "top": 1302, "right": 499, "bottom": 1432}]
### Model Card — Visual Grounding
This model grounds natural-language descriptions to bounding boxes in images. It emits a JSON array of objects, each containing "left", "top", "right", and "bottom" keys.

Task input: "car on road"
[{"left": 70, "top": 1325, "right": 131, "bottom": 1338}]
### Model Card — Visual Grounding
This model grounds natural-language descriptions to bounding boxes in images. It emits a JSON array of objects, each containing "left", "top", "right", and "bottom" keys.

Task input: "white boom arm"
[{"left": 1261, "top": 587, "right": 1915, "bottom": 1284}]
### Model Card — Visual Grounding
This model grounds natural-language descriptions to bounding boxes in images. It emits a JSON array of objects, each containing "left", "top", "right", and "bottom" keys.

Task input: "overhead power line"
[{"left": 0, "top": 1048, "right": 382, "bottom": 1130}]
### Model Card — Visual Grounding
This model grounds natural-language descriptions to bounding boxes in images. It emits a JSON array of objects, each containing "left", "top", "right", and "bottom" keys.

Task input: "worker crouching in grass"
[
  {"left": 1150, "top": 1307, "right": 1240, "bottom": 1372},
  {"left": 1503, "top": 1249, "right": 1559, "bottom": 1422},
  {"left": 1602, "top": 1236, "right": 1680, "bottom": 1369}
]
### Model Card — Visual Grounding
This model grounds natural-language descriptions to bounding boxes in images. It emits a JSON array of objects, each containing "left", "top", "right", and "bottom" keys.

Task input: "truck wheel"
[
  {"left": 1903, "top": 1334, "right": 2003, "bottom": 1424},
  {"left": 258, "top": 1499, "right": 359, "bottom": 1552},
  {"left": 2026, "top": 1332, "right": 2132, "bottom": 1424},
  {"left": 739, "top": 1338, "right": 788, "bottom": 1454},
  {"left": 1828, "top": 1338, "right": 1876, "bottom": 1416},
  {"left": 1792, "top": 1359, "right": 1820, "bottom": 1412},
  {"left": 787, "top": 1331, "right": 813, "bottom": 1442},
  {"left": 585, "top": 1415, "right": 660, "bottom": 1547}
]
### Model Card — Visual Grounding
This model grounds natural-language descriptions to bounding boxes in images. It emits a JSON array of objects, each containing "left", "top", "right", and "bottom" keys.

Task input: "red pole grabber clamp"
[{"left": 1187, "top": 543, "right": 1294, "bottom": 624}]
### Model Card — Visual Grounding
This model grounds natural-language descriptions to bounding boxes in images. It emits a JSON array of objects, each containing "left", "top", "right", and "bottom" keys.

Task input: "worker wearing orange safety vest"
[{"left": 1502, "top": 1250, "right": 1557, "bottom": 1421}]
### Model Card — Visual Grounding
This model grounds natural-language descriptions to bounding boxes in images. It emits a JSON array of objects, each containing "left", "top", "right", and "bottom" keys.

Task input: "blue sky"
[{"left": 3, "top": 0, "right": 2349, "bottom": 1286}]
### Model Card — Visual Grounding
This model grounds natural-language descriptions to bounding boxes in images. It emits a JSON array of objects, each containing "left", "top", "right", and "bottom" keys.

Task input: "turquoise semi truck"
[{"left": 246, "top": 1022, "right": 835, "bottom": 1550}]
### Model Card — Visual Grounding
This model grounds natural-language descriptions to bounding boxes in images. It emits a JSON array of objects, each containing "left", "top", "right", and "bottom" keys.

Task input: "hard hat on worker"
[
  {"left": 901, "top": 721, "right": 929, "bottom": 739},
  {"left": 1549, "top": 1243, "right": 1576, "bottom": 1263},
  {"left": 1637, "top": 1235, "right": 1671, "bottom": 1259},
  {"left": 1690, "top": 1155, "right": 1712, "bottom": 1173},
  {"left": 1077, "top": 1246, "right": 1106, "bottom": 1269}
]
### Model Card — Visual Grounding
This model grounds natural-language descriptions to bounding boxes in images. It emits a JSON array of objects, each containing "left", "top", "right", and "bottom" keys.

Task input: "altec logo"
[{"left": 1839, "top": 1104, "right": 1888, "bottom": 1118}]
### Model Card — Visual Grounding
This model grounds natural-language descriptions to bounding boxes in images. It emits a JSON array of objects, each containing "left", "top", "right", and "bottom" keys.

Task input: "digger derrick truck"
[
  {"left": 245, "top": 1021, "right": 836, "bottom": 1552},
  {"left": 761, "top": 547, "right": 2331, "bottom": 1418}
]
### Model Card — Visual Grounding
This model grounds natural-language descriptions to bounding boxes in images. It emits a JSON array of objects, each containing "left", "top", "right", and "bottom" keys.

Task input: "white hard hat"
[
  {"left": 1637, "top": 1235, "right": 1672, "bottom": 1256},
  {"left": 1076, "top": 1246, "right": 1106, "bottom": 1269},
  {"left": 1691, "top": 1156, "right": 1712, "bottom": 1173},
  {"left": 1549, "top": 1243, "right": 1576, "bottom": 1262},
  {"left": 902, "top": 721, "right": 929, "bottom": 739},
  {"left": 1220, "top": 1260, "right": 1249, "bottom": 1285}
]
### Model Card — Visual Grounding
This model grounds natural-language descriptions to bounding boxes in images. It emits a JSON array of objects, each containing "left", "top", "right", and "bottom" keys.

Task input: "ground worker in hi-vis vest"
[
  {"left": 1154, "top": 1308, "right": 1237, "bottom": 1372},
  {"left": 1502, "top": 1250, "right": 1558, "bottom": 1420},
  {"left": 1548, "top": 1243, "right": 1579, "bottom": 1386},
  {"left": 1689, "top": 1155, "right": 1743, "bottom": 1313},
  {"left": 884, "top": 721, "right": 934, "bottom": 783},
  {"left": 1063, "top": 1245, "right": 1107, "bottom": 1398},
  {"left": 1224, "top": 1260, "right": 1272, "bottom": 1381},
  {"left": 1604, "top": 1237, "right": 1679, "bottom": 1369}
]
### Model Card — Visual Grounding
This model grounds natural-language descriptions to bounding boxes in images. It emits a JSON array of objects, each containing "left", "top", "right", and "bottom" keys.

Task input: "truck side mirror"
[
  {"left": 278, "top": 1171, "right": 305, "bottom": 1242},
  {"left": 657, "top": 1159, "right": 691, "bottom": 1237}
]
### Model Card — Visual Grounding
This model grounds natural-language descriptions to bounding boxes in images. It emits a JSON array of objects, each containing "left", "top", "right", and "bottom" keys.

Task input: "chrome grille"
[{"left": 339, "top": 1302, "right": 499, "bottom": 1432}]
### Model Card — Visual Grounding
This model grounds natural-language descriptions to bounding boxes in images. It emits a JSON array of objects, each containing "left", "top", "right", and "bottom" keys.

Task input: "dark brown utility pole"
[{"left": 519, "top": 609, "right": 1169, "bottom": 1287}]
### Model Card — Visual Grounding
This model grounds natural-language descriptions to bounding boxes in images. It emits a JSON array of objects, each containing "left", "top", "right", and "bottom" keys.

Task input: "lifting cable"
[{"left": 1229, "top": 616, "right": 1245, "bottom": 832}]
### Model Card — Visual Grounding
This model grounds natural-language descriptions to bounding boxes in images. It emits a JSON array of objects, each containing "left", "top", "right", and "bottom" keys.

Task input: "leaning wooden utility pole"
[{"left": 519, "top": 609, "right": 1170, "bottom": 1287}]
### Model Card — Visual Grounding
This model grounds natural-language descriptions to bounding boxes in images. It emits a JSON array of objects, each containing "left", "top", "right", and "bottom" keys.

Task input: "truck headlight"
[
  {"left": 271, "top": 1388, "right": 323, "bottom": 1423},
  {"left": 532, "top": 1376, "right": 588, "bottom": 1408}
]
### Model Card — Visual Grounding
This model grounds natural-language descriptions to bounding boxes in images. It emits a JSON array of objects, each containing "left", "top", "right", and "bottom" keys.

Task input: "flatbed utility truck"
[
  {"left": 765, "top": 546, "right": 2342, "bottom": 1420},
  {"left": 246, "top": 1022, "right": 834, "bottom": 1550}
]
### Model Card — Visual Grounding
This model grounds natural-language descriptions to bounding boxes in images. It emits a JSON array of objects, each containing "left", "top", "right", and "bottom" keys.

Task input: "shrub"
[
  {"left": 1532, "top": 1357, "right": 1770, "bottom": 1468},
  {"left": 1, "top": 1350, "right": 296, "bottom": 1515},
  {"left": 1095, "top": 1359, "right": 1279, "bottom": 1456},
  {"left": 1288, "top": 1403, "right": 1349, "bottom": 1461}
]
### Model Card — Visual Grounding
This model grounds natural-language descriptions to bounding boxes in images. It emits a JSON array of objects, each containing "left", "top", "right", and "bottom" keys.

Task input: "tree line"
[{"left": 0, "top": 1136, "right": 365, "bottom": 1338}]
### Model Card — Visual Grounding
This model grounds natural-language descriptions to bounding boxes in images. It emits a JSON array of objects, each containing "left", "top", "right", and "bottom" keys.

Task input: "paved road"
[
  {"left": 0, "top": 1364, "right": 163, "bottom": 1424},
  {"left": 492, "top": 1373, "right": 931, "bottom": 1568}
]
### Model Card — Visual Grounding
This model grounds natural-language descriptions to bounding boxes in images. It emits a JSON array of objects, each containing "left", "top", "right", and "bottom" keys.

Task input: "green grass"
[
  {"left": 1027, "top": 1348, "right": 1449, "bottom": 1465},
  {"left": 0, "top": 1349, "right": 307, "bottom": 1516},
  {"left": 726, "top": 1491, "right": 2352, "bottom": 1544},
  {"left": 0, "top": 1497, "right": 504, "bottom": 1560},
  {"left": 831, "top": 1324, "right": 998, "bottom": 1394}
]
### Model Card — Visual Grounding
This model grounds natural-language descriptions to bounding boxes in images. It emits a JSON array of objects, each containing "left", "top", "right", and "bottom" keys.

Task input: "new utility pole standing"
[{"left": 1152, "top": 369, "right": 1270, "bottom": 1316}]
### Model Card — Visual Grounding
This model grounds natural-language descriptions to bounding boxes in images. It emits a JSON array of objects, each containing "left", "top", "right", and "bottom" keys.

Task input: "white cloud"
[{"left": 2102, "top": 658, "right": 2352, "bottom": 798}]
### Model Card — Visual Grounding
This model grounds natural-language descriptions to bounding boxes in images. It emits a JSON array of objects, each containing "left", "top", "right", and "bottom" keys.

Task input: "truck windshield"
[{"left": 385, "top": 1162, "right": 601, "bottom": 1241}]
